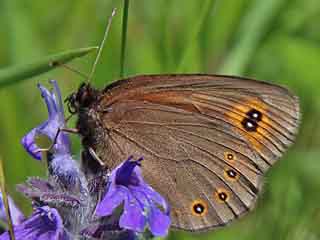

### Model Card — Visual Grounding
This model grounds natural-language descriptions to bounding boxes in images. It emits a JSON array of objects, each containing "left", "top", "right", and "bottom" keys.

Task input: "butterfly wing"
[{"left": 91, "top": 74, "right": 300, "bottom": 231}]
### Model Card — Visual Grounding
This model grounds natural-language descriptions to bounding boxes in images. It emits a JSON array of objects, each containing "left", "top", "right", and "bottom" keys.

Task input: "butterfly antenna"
[
  {"left": 52, "top": 62, "right": 90, "bottom": 79},
  {"left": 87, "top": 8, "right": 117, "bottom": 83}
]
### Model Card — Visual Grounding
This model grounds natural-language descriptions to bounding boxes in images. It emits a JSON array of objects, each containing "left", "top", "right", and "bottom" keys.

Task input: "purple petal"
[
  {"left": 21, "top": 128, "right": 42, "bottom": 160},
  {"left": 0, "top": 192, "right": 24, "bottom": 225},
  {"left": 148, "top": 204, "right": 170, "bottom": 237},
  {"left": 129, "top": 186, "right": 171, "bottom": 236},
  {"left": 38, "top": 84, "right": 58, "bottom": 119},
  {"left": 119, "top": 194, "right": 146, "bottom": 232},
  {"left": 21, "top": 80, "right": 71, "bottom": 160},
  {"left": 95, "top": 186, "right": 127, "bottom": 217},
  {"left": 115, "top": 156, "right": 142, "bottom": 186},
  {"left": 50, "top": 80, "right": 64, "bottom": 115},
  {"left": 139, "top": 183, "right": 170, "bottom": 214},
  {"left": 0, "top": 206, "right": 69, "bottom": 240},
  {"left": 96, "top": 157, "right": 171, "bottom": 236}
]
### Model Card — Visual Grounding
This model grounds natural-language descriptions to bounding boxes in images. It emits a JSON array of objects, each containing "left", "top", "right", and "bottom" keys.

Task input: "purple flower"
[
  {"left": 21, "top": 80, "right": 70, "bottom": 160},
  {"left": 0, "top": 192, "right": 24, "bottom": 225},
  {"left": 95, "top": 156, "right": 171, "bottom": 237},
  {"left": 0, "top": 206, "right": 69, "bottom": 240},
  {"left": 21, "top": 80, "right": 81, "bottom": 188},
  {"left": 14, "top": 81, "right": 171, "bottom": 239}
]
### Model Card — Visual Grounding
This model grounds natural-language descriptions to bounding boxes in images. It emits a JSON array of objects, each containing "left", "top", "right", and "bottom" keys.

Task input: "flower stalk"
[{"left": 0, "top": 157, "right": 15, "bottom": 240}]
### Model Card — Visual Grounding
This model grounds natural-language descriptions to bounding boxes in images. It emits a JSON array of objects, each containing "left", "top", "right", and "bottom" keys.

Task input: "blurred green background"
[{"left": 0, "top": 0, "right": 319, "bottom": 239}]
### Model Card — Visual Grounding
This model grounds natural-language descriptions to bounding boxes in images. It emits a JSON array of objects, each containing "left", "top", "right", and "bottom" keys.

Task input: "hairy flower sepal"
[
  {"left": 95, "top": 156, "right": 171, "bottom": 237},
  {"left": 0, "top": 206, "right": 69, "bottom": 240}
]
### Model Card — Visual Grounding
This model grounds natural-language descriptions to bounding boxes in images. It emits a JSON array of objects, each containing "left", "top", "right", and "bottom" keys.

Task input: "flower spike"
[{"left": 18, "top": 81, "right": 171, "bottom": 239}]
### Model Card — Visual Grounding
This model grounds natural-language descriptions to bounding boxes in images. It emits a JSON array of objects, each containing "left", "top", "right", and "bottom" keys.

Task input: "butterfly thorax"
[
  {"left": 67, "top": 83, "right": 109, "bottom": 171},
  {"left": 66, "top": 83, "right": 102, "bottom": 144}
]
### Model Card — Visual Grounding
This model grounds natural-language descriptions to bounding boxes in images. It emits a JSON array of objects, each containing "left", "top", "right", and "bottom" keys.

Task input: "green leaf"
[{"left": 0, "top": 46, "right": 97, "bottom": 88}]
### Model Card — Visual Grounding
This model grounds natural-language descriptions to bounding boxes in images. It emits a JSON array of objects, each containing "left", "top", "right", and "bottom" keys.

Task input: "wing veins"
[
  {"left": 183, "top": 159, "right": 251, "bottom": 211},
  {"left": 176, "top": 136, "right": 259, "bottom": 197}
]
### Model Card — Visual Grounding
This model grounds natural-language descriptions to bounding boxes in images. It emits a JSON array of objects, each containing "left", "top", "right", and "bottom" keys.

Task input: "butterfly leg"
[
  {"left": 88, "top": 147, "right": 105, "bottom": 166},
  {"left": 59, "top": 127, "right": 80, "bottom": 134},
  {"left": 34, "top": 127, "right": 79, "bottom": 154}
]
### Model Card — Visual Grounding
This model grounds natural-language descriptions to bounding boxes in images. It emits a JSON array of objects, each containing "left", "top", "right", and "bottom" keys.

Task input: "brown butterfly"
[{"left": 67, "top": 74, "right": 300, "bottom": 232}]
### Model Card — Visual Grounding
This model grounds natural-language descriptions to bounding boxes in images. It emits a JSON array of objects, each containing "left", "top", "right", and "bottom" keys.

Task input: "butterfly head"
[{"left": 66, "top": 83, "right": 99, "bottom": 114}]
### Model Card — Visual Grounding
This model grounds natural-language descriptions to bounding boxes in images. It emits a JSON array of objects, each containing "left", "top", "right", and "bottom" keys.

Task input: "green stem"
[
  {"left": 0, "top": 157, "right": 15, "bottom": 240},
  {"left": 120, "top": 0, "right": 130, "bottom": 78}
]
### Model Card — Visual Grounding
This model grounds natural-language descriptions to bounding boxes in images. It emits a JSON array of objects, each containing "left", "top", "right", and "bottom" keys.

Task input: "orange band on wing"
[{"left": 225, "top": 98, "right": 270, "bottom": 152}]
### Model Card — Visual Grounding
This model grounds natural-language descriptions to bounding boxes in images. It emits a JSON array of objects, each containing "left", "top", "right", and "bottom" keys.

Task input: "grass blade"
[
  {"left": 219, "top": 0, "right": 287, "bottom": 75},
  {"left": 0, "top": 46, "right": 98, "bottom": 88},
  {"left": 177, "top": 0, "right": 216, "bottom": 72},
  {"left": 120, "top": 0, "right": 130, "bottom": 78},
  {"left": 0, "top": 156, "right": 15, "bottom": 240}
]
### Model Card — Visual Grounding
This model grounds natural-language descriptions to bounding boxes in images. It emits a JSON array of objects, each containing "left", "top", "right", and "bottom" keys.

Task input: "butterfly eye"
[
  {"left": 65, "top": 93, "right": 78, "bottom": 114},
  {"left": 215, "top": 188, "right": 229, "bottom": 203},
  {"left": 191, "top": 200, "right": 208, "bottom": 217}
]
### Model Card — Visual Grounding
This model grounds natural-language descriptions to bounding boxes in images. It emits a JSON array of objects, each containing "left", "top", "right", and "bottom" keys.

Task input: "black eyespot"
[
  {"left": 191, "top": 200, "right": 208, "bottom": 216},
  {"left": 193, "top": 203, "right": 205, "bottom": 215},
  {"left": 226, "top": 169, "right": 237, "bottom": 178},
  {"left": 247, "top": 109, "right": 262, "bottom": 122},
  {"left": 218, "top": 192, "right": 228, "bottom": 202},
  {"left": 241, "top": 118, "right": 258, "bottom": 132},
  {"left": 215, "top": 189, "right": 230, "bottom": 203}
]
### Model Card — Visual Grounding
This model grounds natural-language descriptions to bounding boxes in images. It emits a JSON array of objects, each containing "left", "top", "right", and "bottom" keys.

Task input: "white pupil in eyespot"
[
  {"left": 193, "top": 203, "right": 204, "bottom": 214},
  {"left": 246, "top": 121, "right": 254, "bottom": 128}
]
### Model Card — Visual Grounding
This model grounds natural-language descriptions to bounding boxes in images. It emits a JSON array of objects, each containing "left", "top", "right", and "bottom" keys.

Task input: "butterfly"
[{"left": 67, "top": 74, "right": 300, "bottom": 231}]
